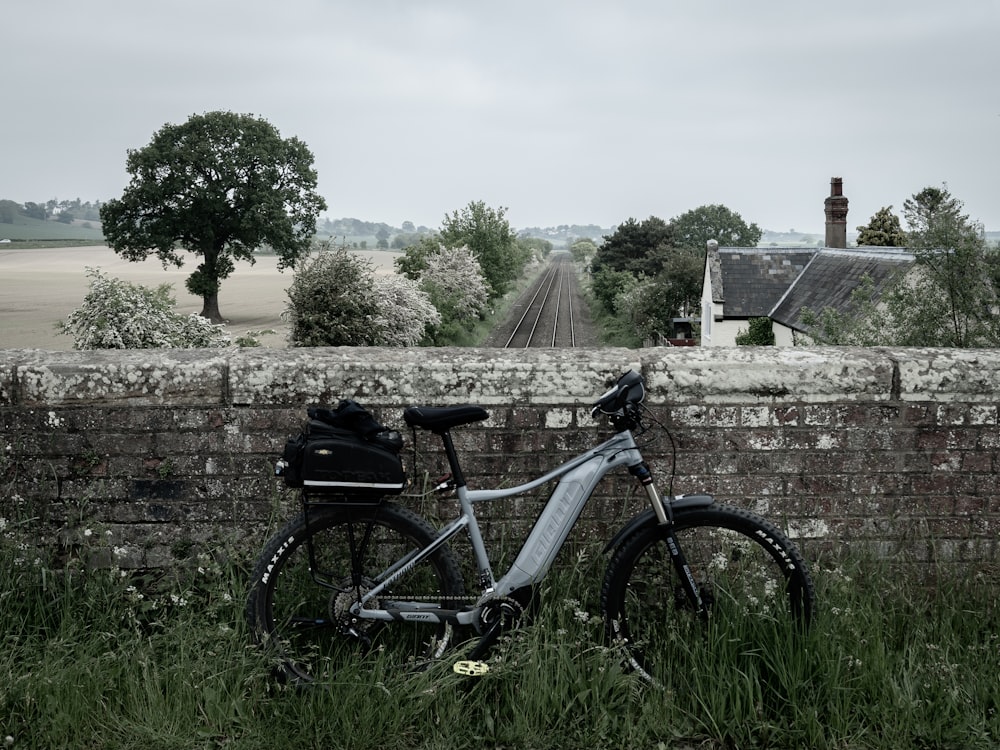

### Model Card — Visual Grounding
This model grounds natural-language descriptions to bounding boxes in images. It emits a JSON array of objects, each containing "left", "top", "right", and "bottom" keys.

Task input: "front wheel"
[
  {"left": 600, "top": 504, "right": 814, "bottom": 686},
  {"left": 245, "top": 501, "right": 466, "bottom": 683}
]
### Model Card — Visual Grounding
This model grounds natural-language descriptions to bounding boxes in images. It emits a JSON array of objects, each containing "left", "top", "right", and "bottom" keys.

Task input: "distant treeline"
[
  {"left": 317, "top": 217, "right": 614, "bottom": 249},
  {"left": 12, "top": 197, "right": 991, "bottom": 248}
]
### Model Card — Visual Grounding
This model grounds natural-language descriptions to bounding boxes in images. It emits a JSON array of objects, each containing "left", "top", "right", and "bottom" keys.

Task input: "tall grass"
[{"left": 2, "top": 531, "right": 999, "bottom": 749}]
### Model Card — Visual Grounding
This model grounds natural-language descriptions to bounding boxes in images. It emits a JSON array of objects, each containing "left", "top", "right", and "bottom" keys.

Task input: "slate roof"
[
  {"left": 770, "top": 247, "right": 914, "bottom": 333},
  {"left": 712, "top": 247, "right": 816, "bottom": 317}
]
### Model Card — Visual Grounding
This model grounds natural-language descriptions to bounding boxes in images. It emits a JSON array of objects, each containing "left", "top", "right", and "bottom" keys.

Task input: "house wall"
[
  {"left": 702, "top": 319, "right": 797, "bottom": 347},
  {"left": 704, "top": 320, "right": 738, "bottom": 346},
  {"left": 2, "top": 346, "right": 999, "bottom": 578},
  {"left": 774, "top": 322, "right": 796, "bottom": 346},
  {"left": 700, "top": 241, "right": 721, "bottom": 345}
]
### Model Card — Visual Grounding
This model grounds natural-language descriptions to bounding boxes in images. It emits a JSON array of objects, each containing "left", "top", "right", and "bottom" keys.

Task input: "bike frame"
[{"left": 349, "top": 428, "right": 658, "bottom": 628}]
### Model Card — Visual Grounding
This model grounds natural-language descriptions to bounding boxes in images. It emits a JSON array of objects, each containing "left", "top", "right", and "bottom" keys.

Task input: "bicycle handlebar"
[{"left": 591, "top": 370, "right": 646, "bottom": 418}]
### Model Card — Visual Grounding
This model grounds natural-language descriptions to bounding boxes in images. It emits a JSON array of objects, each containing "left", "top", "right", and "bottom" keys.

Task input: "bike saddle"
[{"left": 403, "top": 405, "right": 490, "bottom": 433}]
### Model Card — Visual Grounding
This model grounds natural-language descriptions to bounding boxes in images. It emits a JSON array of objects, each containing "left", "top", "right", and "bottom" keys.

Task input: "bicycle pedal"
[{"left": 453, "top": 660, "right": 490, "bottom": 677}]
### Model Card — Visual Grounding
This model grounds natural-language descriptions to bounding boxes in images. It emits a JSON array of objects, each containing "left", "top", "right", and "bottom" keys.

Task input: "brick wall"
[{"left": 1, "top": 346, "right": 998, "bottom": 575}]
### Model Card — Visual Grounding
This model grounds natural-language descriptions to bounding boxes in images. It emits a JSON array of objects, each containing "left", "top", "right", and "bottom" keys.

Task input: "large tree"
[
  {"left": 100, "top": 111, "right": 327, "bottom": 323},
  {"left": 439, "top": 201, "right": 522, "bottom": 299},
  {"left": 890, "top": 186, "right": 999, "bottom": 347},
  {"left": 802, "top": 186, "right": 1000, "bottom": 348},
  {"left": 670, "top": 204, "right": 762, "bottom": 249},
  {"left": 591, "top": 216, "right": 675, "bottom": 277}
]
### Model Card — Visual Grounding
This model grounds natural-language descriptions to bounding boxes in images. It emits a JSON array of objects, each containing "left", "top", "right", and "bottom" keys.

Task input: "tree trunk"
[{"left": 200, "top": 293, "right": 224, "bottom": 324}]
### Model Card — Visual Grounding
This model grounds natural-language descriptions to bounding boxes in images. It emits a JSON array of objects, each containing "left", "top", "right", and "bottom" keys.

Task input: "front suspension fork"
[{"left": 629, "top": 463, "right": 707, "bottom": 619}]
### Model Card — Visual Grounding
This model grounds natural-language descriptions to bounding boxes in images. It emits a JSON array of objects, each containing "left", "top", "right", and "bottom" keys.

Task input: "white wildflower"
[{"left": 709, "top": 551, "right": 729, "bottom": 572}]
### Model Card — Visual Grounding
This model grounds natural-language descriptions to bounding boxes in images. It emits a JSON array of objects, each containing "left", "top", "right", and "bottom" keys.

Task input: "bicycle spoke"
[
  {"left": 247, "top": 504, "right": 465, "bottom": 683},
  {"left": 602, "top": 505, "right": 814, "bottom": 687}
]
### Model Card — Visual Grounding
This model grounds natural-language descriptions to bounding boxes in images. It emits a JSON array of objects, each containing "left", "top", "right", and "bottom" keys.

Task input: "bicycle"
[{"left": 245, "top": 370, "right": 815, "bottom": 685}]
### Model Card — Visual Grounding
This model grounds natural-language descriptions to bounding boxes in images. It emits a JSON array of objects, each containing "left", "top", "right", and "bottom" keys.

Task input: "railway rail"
[{"left": 503, "top": 254, "right": 579, "bottom": 348}]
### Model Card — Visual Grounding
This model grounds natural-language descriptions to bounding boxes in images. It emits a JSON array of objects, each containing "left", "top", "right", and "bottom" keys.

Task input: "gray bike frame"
[{"left": 349, "top": 428, "right": 663, "bottom": 628}]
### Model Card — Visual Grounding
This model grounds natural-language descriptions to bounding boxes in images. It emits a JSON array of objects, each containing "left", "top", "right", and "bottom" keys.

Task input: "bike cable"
[{"left": 638, "top": 404, "right": 678, "bottom": 499}]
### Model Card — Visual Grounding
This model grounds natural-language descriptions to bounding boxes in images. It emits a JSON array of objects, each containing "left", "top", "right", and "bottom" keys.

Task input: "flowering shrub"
[
  {"left": 418, "top": 245, "right": 489, "bottom": 344},
  {"left": 372, "top": 273, "right": 441, "bottom": 347},
  {"left": 59, "top": 268, "right": 231, "bottom": 349},
  {"left": 285, "top": 244, "right": 439, "bottom": 346},
  {"left": 420, "top": 245, "right": 489, "bottom": 322}
]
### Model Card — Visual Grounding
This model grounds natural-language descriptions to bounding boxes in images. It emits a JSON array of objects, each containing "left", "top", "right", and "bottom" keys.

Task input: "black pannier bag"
[{"left": 276, "top": 400, "right": 405, "bottom": 499}]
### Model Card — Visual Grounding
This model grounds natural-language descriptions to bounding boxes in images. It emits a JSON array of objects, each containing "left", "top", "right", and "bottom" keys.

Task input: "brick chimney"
[{"left": 824, "top": 177, "right": 849, "bottom": 248}]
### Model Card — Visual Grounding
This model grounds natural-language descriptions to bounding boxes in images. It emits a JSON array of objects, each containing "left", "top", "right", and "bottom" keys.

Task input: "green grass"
[
  {"left": 3, "top": 522, "right": 999, "bottom": 749},
  {"left": 0, "top": 214, "right": 105, "bottom": 242},
  {"left": 0, "top": 239, "right": 105, "bottom": 249}
]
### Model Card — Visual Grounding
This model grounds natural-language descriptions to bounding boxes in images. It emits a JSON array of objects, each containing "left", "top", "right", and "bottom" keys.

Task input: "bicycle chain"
[{"left": 359, "top": 593, "right": 515, "bottom": 609}]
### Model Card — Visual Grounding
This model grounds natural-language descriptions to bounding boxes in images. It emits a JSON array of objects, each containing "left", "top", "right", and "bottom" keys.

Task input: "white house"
[{"left": 700, "top": 241, "right": 914, "bottom": 346}]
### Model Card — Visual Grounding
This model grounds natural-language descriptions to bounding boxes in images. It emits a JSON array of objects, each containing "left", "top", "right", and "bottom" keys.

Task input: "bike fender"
[{"left": 602, "top": 494, "right": 715, "bottom": 554}]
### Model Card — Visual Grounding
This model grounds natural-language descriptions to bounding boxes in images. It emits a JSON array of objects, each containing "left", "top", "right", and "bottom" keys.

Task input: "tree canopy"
[
  {"left": 591, "top": 216, "right": 674, "bottom": 277},
  {"left": 100, "top": 111, "right": 327, "bottom": 323},
  {"left": 439, "top": 201, "right": 523, "bottom": 299},
  {"left": 589, "top": 204, "right": 760, "bottom": 342},
  {"left": 394, "top": 236, "right": 442, "bottom": 280},
  {"left": 802, "top": 186, "right": 1000, "bottom": 348},
  {"left": 893, "top": 186, "right": 999, "bottom": 346},
  {"left": 670, "top": 204, "right": 762, "bottom": 250},
  {"left": 856, "top": 206, "right": 907, "bottom": 247}
]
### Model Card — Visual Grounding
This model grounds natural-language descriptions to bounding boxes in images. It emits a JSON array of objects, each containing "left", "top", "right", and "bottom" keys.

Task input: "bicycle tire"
[
  {"left": 246, "top": 501, "right": 466, "bottom": 683},
  {"left": 600, "top": 504, "right": 814, "bottom": 686}
]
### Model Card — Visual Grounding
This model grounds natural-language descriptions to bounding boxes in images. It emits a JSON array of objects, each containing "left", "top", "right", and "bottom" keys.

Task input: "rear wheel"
[
  {"left": 246, "top": 501, "right": 466, "bottom": 683},
  {"left": 600, "top": 504, "right": 814, "bottom": 686}
]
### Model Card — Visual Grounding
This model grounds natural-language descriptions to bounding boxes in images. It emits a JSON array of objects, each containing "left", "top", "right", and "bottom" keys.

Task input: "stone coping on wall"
[{"left": 2, "top": 346, "right": 999, "bottom": 407}]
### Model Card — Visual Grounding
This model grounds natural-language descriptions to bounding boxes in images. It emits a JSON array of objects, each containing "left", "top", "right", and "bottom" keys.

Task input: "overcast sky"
[{"left": 4, "top": 1, "right": 998, "bottom": 233}]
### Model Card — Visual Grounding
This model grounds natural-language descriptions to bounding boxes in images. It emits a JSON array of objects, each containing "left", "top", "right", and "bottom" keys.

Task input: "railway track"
[{"left": 503, "top": 254, "right": 579, "bottom": 348}]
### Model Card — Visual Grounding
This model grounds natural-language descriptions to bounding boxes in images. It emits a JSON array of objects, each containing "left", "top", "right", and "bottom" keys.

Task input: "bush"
[
  {"left": 735, "top": 317, "right": 776, "bottom": 346},
  {"left": 618, "top": 281, "right": 675, "bottom": 342},
  {"left": 590, "top": 268, "right": 637, "bottom": 314},
  {"left": 285, "top": 244, "right": 439, "bottom": 347},
  {"left": 374, "top": 274, "right": 441, "bottom": 347},
  {"left": 58, "top": 268, "right": 231, "bottom": 349},
  {"left": 419, "top": 246, "right": 489, "bottom": 344}
]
